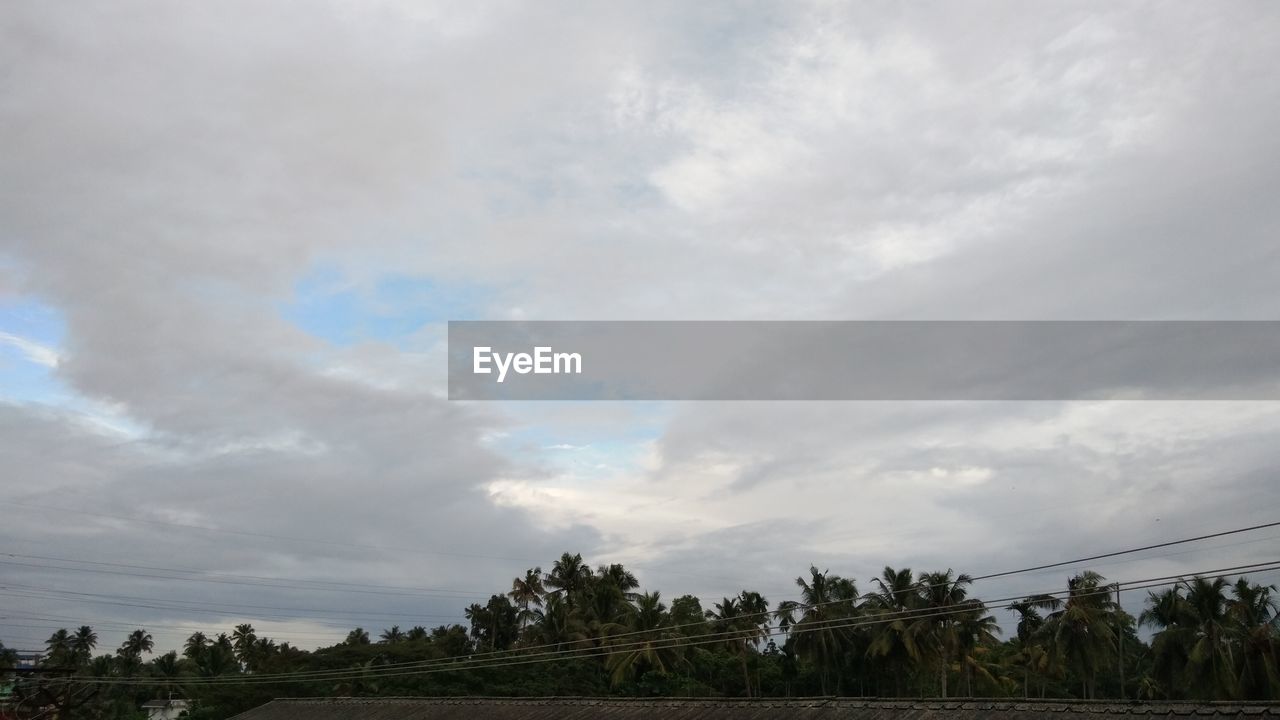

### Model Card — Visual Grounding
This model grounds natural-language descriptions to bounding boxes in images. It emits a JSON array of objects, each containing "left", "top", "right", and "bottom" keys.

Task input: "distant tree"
[
  {"left": 783, "top": 566, "right": 858, "bottom": 695},
  {"left": 706, "top": 591, "right": 769, "bottom": 697},
  {"left": 1008, "top": 594, "right": 1061, "bottom": 698},
  {"left": 604, "top": 591, "right": 682, "bottom": 685},
  {"left": 184, "top": 631, "right": 210, "bottom": 660},
  {"left": 510, "top": 567, "right": 546, "bottom": 627},
  {"left": 345, "top": 627, "right": 371, "bottom": 645},
  {"left": 44, "top": 628, "right": 73, "bottom": 667},
  {"left": 379, "top": 626, "right": 405, "bottom": 644},
  {"left": 546, "top": 552, "right": 593, "bottom": 606},
  {"left": 117, "top": 629, "right": 154, "bottom": 676},
  {"left": 231, "top": 623, "right": 257, "bottom": 667},
  {"left": 1182, "top": 576, "right": 1236, "bottom": 699},
  {"left": 528, "top": 593, "right": 587, "bottom": 650},
  {"left": 1043, "top": 572, "right": 1117, "bottom": 699},
  {"left": 1228, "top": 577, "right": 1280, "bottom": 699},
  {"left": 71, "top": 626, "right": 98, "bottom": 667},
  {"left": 867, "top": 566, "right": 925, "bottom": 696}
]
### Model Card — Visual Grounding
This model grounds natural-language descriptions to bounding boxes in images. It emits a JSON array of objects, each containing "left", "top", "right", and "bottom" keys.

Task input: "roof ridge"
[{"left": 259, "top": 696, "right": 1280, "bottom": 706}]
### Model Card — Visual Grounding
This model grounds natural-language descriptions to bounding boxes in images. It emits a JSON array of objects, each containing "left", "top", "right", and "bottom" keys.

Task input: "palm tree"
[
  {"left": 184, "top": 631, "right": 210, "bottom": 660},
  {"left": 249, "top": 636, "right": 278, "bottom": 671},
  {"left": 866, "top": 566, "right": 925, "bottom": 696},
  {"left": 406, "top": 626, "right": 429, "bottom": 642},
  {"left": 953, "top": 599, "right": 1001, "bottom": 696},
  {"left": 1140, "top": 586, "right": 1194, "bottom": 699},
  {"left": 510, "top": 567, "right": 546, "bottom": 627},
  {"left": 1008, "top": 594, "right": 1061, "bottom": 698},
  {"left": 117, "top": 629, "right": 154, "bottom": 676},
  {"left": 122, "top": 629, "right": 154, "bottom": 657},
  {"left": 71, "top": 626, "right": 97, "bottom": 667},
  {"left": 918, "top": 569, "right": 972, "bottom": 697},
  {"left": 1227, "top": 577, "right": 1280, "bottom": 699},
  {"left": 1182, "top": 576, "right": 1235, "bottom": 699},
  {"left": 379, "top": 626, "right": 405, "bottom": 644},
  {"left": 597, "top": 563, "right": 640, "bottom": 600},
  {"left": 528, "top": 593, "right": 588, "bottom": 650},
  {"left": 546, "top": 552, "right": 593, "bottom": 606},
  {"left": 706, "top": 591, "right": 769, "bottom": 697},
  {"left": 1043, "top": 571, "right": 1117, "bottom": 699},
  {"left": 231, "top": 623, "right": 257, "bottom": 668},
  {"left": 196, "top": 640, "right": 238, "bottom": 677},
  {"left": 345, "top": 628, "right": 371, "bottom": 645},
  {"left": 604, "top": 591, "right": 683, "bottom": 685},
  {"left": 44, "top": 628, "right": 72, "bottom": 666},
  {"left": 150, "top": 650, "right": 181, "bottom": 679},
  {"left": 782, "top": 566, "right": 859, "bottom": 695}
]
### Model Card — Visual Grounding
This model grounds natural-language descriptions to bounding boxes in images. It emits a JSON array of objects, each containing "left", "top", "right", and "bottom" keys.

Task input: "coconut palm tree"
[
  {"left": 117, "top": 629, "right": 154, "bottom": 676},
  {"left": 231, "top": 623, "right": 257, "bottom": 667},
  {"left": 183, "top": 631, "right": 210, "bottom": 660},
  {"left": 406, "top": 626, "right": 429, "bottom": 642},
  {"left": 1140, "top": 586, "right": 1195, "bottom": 699},
  {"left": 597, "top": 563, "right": 640, "bottom": 601},
  {"left": 249, "top": 636, "right": 278, "bottom": 671},
  {"left": 706, "top": 591, "right": 769, "bottom": 697},
  {"left": 71, "top": 626, "right": 97, "bottom": 667},
  {"left": 44, "top": 628, "right": 73, "bottom": 666},
  {"left": 528, "top": 593, "right": 588, "bottom": 650},
  {"left": 604, "top": 591, "right": 683, "bottom": 685},
  {"left": 150, "top": 650, "right": 181, "bottom": 679},
  {"left": 546, "top": 552, "right": 593, "bottom": 606},
  {"left": 510, "top": 567, "right": 546, "bottom": 628},
  {"left": 866, "top": 566, "right": 925, "bottom": 696},
  {"left": 1182, "top": 576, "right": 1236, "bottom": 699},
  {"left": 1043, "top": 571, "right": 1117, "bottom": 699},
  {"left": 379, "top": 626, "right": 405, "bottom": 644},
  {"left": 782, "top": 566, "right": 859, "bottom": 695},
  {"left": 953, "top": 599, "right": 1001, "bottom": 696},
  {"left": 196, "top": 640, "right": 238, "bottom": 677},
  {"left": 918, "top": 569, "right": 972, "bottom": 697},
  {"left": 1008, "top": 594, "right": 1061, "bottom": 698},
  {"left": 345, "top": 627, "right": 371, "bottom": 645},
  {"left": 1227, "top": 577, "right": 1280, "bottom": 699}
]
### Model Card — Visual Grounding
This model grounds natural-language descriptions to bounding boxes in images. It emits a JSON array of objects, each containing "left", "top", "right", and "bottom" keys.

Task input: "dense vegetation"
[{"left": 3, "top": 552, "right": 1278, "bottom": 719}]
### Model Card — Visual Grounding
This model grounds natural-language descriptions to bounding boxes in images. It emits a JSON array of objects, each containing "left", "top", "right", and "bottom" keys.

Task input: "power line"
[{"left": 969, "top": 520, "right": 1280, "bottom": 582}]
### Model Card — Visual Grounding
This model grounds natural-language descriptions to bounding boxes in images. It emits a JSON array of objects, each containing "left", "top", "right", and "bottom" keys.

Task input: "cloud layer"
[{"left": 1, "top": 0, "right": 1279, "bottom": 653}]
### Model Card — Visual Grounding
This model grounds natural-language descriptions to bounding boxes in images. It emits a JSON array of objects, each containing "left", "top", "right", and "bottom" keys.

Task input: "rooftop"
[{"left": 228, "top": 697, "right": 1280, "bottom": 720}]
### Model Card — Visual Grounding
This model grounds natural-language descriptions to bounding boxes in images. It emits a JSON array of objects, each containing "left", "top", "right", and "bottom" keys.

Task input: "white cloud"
[{"left": 0, "top": 331, "right": 60, "bottom": 368}]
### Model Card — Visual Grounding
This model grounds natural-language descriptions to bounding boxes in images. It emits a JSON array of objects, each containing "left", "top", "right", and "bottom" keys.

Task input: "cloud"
[{"left": 0, "top": 331, "right": 59, "bottom": 368}]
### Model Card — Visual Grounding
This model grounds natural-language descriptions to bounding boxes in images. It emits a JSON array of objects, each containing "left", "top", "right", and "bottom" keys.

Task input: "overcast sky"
[{"left": 2, "top": 0, "right": 1279, "bottom": 655}]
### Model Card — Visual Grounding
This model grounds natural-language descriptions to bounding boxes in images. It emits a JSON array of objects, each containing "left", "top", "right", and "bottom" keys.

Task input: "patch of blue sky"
[
  {"left": 0, "top": 298, "right": 150, "bottom": 437},
  {"left": 0, "top": 297, "right": 64, "bottom": 346},
  {"left": 0, "top": 298, "right": 66, "bottom": 405},
  {"left": 281, "top": 265, "right": 496, "bottom": 349},
  {"left": 487, "top": 401, "right": 673, "bottom": 477}
]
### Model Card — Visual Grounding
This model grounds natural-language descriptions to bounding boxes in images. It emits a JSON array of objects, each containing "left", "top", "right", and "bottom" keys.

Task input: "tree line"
[{"left": 3, "top": 552, "right": 1278, "bottom": 719}]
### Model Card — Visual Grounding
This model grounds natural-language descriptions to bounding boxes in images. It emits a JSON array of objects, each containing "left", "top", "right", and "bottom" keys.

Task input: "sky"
[{"left": 1, "top": 0, "right": 1279, "bottom": 656}]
